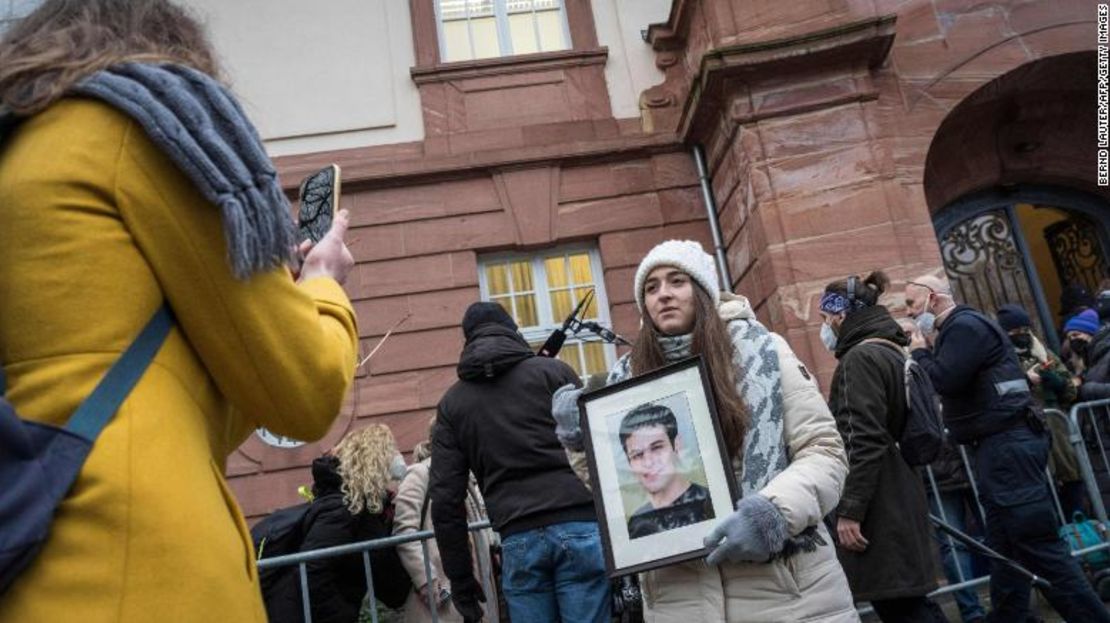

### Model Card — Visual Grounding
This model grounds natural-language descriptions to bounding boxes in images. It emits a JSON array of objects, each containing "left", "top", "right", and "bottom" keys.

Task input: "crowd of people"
[{"left": 4, "top": 2, "right": 1110, "bottom": 623}]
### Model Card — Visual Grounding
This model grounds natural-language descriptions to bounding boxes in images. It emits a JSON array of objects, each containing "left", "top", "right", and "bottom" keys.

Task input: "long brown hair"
[
  {"left": 630, "top": 283, "right": 749, "bottom": 459},
  {"left": 0, "top": 0, "right": 220, "bottom": 115}
]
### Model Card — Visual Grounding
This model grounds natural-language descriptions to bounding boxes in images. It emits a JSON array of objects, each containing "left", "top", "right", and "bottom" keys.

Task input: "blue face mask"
[
  {"left": 915, "top": 312, "right": 936, "bottom": 336},
  {"left": 820, "top": 322, "right": 838, "bottom": 352},
  {"left": 389, "top": 455, "right": 407, "bottom": 481}
]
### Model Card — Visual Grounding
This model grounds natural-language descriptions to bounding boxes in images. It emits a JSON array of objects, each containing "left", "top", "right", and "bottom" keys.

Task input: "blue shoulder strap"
[{"left": 65, "top": 305, "right": 174, "bottom": 441}]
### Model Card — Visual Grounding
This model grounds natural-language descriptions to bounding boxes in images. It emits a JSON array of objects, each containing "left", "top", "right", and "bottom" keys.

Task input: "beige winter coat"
[
  {"left": 569, "top": 294, "right": 858, "bottom": 623},
  {"left": 393, "top": 460, "right": 499, "bottom": 623}
]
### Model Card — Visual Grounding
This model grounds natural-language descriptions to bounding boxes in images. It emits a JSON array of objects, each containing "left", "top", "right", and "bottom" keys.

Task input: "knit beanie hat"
[
  {"left": 461, "top": 302, "right": 518, "bottom": 339},
  {"left": 996, "top": 304, "right": 1032, "bottom": 332},
  {"left": 1063, "top": 309, "right": 1100, "bottom": 335},
  {"left": 633, "top": 240, "right": 720, "bottom": 312}
]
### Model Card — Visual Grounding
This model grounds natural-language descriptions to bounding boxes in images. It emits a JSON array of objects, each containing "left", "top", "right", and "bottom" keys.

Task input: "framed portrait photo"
[{"left": 578, "top": 356, "right": 738, "bottom": 577}]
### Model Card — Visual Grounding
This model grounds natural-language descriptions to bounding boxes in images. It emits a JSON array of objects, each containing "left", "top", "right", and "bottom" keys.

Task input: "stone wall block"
[
  {"left": 765, "top": 143, "right": 881, "bottom": 199},
  {"left": 556, "top": 193, "right": 664, "bottom": 238},
  {"left": 652, "top": 152, "right": 701, "bottom": 189},
  {"left": 560, "top": 160, "right": 656, "bottom": 203},
  {"left": 402, "top": 211, "right": 519, "bottom": 257},
  {"left": 659, "top": 186, "right": 708, "bottom": 224},
  {"left": 758, "top": 104, "right": 871, "bottom": 161},
  {"left": 354, "top": 287, "right": 480, "bottom": 338},
  {"left": 366, "top": 327, "right": 465, "bottom": 376},
  {"left": 350, "top": 177, "right": 503, "bottom": 226}
]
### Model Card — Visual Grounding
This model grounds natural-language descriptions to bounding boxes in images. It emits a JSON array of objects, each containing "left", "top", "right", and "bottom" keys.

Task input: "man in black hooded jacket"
[{"left": 430, "top": 302, "right": 610, "bottom": 623}]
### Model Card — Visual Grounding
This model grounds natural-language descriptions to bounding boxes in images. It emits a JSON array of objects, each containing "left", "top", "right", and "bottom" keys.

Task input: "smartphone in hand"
[{"left": 297, "top": 164, "right": 341, "bottom": 244}]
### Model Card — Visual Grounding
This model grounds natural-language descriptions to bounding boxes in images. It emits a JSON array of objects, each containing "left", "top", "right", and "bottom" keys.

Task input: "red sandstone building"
[{"left": 111, "top": 0, "right": 1103, "bottom": 520}]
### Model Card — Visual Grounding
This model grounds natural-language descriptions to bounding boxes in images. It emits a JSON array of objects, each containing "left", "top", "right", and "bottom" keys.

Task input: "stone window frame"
[
  {"left": 410, "top": 0, "right": 602, "bottom": 72},
  {"left": 434, "top": 0, "right": 573, "bottom": 63},
  {"left": 477, "top": 244, "right": 617, "bottom": 378}
]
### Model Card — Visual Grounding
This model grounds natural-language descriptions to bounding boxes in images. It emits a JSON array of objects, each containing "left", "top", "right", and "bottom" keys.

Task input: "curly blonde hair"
[{"left": 333, "top": 424, "right": 397, "bottom": 515}]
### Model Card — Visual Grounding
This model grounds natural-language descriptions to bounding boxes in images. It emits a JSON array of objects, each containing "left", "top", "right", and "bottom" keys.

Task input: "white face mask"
[
  {"left": 913, "top": 293, "right": 937, "bottom": 336},
  {"left": 820, "top": 322, "right": 838, "bottom": 352},
  {"left": 389, "top": 454, "right": 407, "bottom": 481}
]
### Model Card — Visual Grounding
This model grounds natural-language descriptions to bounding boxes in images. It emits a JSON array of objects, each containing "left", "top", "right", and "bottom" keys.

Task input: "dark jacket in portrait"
[
  {"left": 627, "top": 482, "right": 713, "bottom": 539},
  {"left": 430, "top": 324, "right": 596, "bottom": 590},
  {"left": 828, "top": 306, "right": 939, "bottom": 602}
]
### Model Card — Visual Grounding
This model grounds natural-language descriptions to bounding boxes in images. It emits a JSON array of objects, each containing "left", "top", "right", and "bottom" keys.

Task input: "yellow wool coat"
[{"left": 0, "top": 99, "right": 358, "bottom": 622}]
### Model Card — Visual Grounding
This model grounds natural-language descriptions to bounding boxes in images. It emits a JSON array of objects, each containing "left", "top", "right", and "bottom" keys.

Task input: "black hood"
[
  {"left": 311, "top": 454, "right": 343, "bottom": 497},
  {"left": 1089, "top": 323, "right": 1110, "bottom": 366},
  {"left": 835, "top": 305, "right": 908, "bottom": 358},
  {"left": 457, "top": 324, "right": 534, "bottom": 381}
]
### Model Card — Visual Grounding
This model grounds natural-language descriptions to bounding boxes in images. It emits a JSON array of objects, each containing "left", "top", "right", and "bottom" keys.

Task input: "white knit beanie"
[{"left": 634, "top": 240, "right": 721, "bottom": 312}]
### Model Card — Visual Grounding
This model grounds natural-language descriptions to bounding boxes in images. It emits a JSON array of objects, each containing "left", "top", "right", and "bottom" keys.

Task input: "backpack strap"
[{"left": 66, "top": 305, "right": 174, "bottom": 441}]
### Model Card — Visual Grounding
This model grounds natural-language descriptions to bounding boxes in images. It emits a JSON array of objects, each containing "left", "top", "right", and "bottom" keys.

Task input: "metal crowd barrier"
[
  {"left": 257, "top": 520, "right": 492, "bottom": 623},
  {"left": 910, "top": 401, "right": 1110, "bottom": 610},
  {"left": 263, "top": 401, "right": 1110, "bottom": 622}
]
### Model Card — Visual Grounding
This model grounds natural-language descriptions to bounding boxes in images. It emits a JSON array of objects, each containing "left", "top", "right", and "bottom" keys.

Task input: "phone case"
[{"left": 297, "top": 164, "right": 341, "bottom": 243}]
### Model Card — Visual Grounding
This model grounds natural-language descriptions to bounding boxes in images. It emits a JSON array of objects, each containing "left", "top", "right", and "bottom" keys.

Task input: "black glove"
[{"left": 450, "top": 576, "right": 486, "bottom": 623}]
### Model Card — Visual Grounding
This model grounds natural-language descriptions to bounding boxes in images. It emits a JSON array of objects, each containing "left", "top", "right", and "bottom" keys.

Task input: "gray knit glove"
[
  {"left": 551, "top": 383, "right": 584, "bottom": 451},
  {"left": 704, "top": 494, "right": 788, "bottom": 565}
]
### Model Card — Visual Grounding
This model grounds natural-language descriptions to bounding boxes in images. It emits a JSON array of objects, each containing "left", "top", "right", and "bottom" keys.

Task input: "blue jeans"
[
  {"left": 928, "top": 488, "right": 987, "bottom": 622},
  {"left": 500, "top": 521, "right": 611, "bottom": 623}
]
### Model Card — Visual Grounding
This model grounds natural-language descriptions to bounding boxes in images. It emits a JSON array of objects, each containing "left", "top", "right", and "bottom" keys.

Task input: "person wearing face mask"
[
  {"left": 266, "top": 424, "right": 412, "bottom": 623},
  {"left": 905, "top": 277, "right": 1110, "bottom": 623},
  {"left": 996, "top": 304, "right": 1086, "bottom": 518},
  {"left": 553, "top": 240, "right": 857, "bottom": 623},
  {"left": 1062, "top": 309, "right": 1101, "bottom": 376},
  {"left": 819, "top": 272, "right": 943, "bottom": 622}
]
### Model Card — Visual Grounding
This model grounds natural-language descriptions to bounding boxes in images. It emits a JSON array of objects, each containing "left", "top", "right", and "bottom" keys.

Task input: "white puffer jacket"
[{"left": 569, "top": 294, "right": 858, "bottom": 622}]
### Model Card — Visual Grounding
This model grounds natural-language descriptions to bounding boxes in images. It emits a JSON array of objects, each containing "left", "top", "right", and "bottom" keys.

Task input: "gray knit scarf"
[
  {"left": 609, "top": 316, "right": 824, "bottom": 557},
  {"left": 71, "top": 63, "right": 295, "bottom": 278}
]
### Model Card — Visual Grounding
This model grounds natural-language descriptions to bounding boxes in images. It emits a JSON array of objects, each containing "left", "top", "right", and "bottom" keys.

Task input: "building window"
[
  {"left": 436, "top": 0, "right": 571, "bottom": 63},
  {"left": 478, "top": 246, "right": 616, "bottom": 378}
]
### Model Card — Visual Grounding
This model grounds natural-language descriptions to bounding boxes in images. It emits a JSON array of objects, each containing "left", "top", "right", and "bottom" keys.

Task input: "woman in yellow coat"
[{"left": 0, "top": 1, "right": 359, "bottom": 621}]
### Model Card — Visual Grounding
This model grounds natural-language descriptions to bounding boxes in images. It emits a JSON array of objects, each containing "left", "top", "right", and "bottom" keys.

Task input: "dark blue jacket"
[{"left": 912, "top": 305, "right": 1032, "bottom": 443}]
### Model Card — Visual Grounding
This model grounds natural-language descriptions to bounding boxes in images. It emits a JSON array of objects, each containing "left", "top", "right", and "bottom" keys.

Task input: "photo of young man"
[{"left": 619, "top": 402, "right": 714, "bottom": 539}]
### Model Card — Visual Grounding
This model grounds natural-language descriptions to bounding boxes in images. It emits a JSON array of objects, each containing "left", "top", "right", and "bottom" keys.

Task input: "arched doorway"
[
  {"left": 933, "top": 186, "right": 1110, "bottom": 349},
  {"left": 925, "top": 52, "right": 1110, "bottom": 350}
]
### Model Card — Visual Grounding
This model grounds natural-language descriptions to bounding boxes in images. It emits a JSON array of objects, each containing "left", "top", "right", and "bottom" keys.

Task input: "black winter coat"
[
  {"left": 267, "top": 457, "right": 411, "bottom": 623},
  {"left": 829, "top": 306, "right": 939, "bottom": 602},
  {"left": 1080, "top": 325, "right": 1110, "bottom": 401},
  {"left": 913, "top": 305, "right": 1032, "bottom": 443},
  {"left": 430, "top": 324, "right": 595, "bottom": 589}
]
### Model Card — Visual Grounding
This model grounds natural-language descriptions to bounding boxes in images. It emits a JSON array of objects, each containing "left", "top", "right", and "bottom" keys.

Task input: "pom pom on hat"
[
  {"left": 633, "top": 240, "right": 720, "bottom": 312},
  {"left": 1064, "top": 309, "right": 1100, "bottom": 336}
]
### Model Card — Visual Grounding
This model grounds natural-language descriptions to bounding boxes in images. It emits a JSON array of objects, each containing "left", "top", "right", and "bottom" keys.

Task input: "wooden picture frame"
[{"left": 578, "top": 356, "right": 739, "bottom": 578}]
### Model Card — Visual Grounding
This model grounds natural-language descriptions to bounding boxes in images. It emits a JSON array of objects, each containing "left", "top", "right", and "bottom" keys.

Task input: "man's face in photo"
[{"left": 624, "top": 424, "right": 680, "bottom": 494}]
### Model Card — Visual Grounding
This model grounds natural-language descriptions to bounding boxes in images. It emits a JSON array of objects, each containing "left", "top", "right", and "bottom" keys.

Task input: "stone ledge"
[
  {"left": 277, "top": 130, "right": 683, "bottom": 191},
  {"left": 410, "top": 47, "right": 609, "bottom": 85},
  {"left": 677, "top": 16, "right": 898, "bottom": 140}
]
